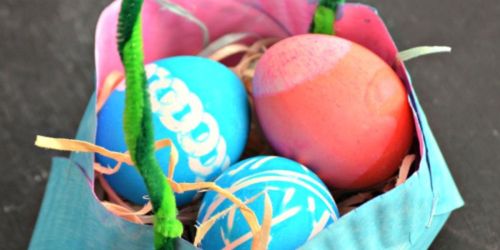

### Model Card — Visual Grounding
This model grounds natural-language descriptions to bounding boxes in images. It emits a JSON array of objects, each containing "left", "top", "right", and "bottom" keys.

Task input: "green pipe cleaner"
[
  {"left": 116, "top": 0, "right": 183, "bottom": 249},
  {"left": 310, "top": 0, "right": 346, "bottom": 35}
]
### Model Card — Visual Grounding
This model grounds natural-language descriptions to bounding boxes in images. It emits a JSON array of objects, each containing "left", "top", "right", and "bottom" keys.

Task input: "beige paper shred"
[
  {"left": 396, "top": 154, "right": 416, "bottom": 187},
  {"left": 101, "top": 201, "right": 151, "bottom": 224},
  {"left": 94, "top": 162, "right": 122, "bottom": 175},
  {"left": 234, "top": 53, "right": 261, "bottom": 79},
  {"left": 251, "top": 192, "right": 273, "bottom": 250},
  {"left": 193, "top": 202, "right": 239, "bottom": 247},
  {"left": 102, "top": 201, "right": 152, "bottom": 216},
  {"left": 198, "top": 33, "right": 255, "bottom": 58},
  {"left": 35, "top": 136, "right": 133, "bottom": 165},
  {"left": 209, "top": 43, "right": 250, "bottom": 61},
  {"left": 194, "top": 217, "right": 217, "bottom": 247},
  {"left": 231, "top": 38, "right": 278, "bottom": 79},
  {"left": 96, "top": 71, "right": 124, "bottom": 113},
  {"left": 193, "top": 190, "right": 267, "bottom": 248},
  {"left": 169, "top": 181, "right": 261, "bottom": 235},
  {"left": 153, "top": 139, "right": 179, "bottom": 179}
]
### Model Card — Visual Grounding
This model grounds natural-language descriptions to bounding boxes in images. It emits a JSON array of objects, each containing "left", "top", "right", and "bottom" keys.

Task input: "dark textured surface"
[{"left": 0, "top": 0, "right": 498, "bottom": 249}]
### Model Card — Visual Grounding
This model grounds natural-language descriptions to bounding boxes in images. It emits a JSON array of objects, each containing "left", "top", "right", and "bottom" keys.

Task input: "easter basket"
[{"left": 30, "top": 0, "right": 464, "bottom": 249}]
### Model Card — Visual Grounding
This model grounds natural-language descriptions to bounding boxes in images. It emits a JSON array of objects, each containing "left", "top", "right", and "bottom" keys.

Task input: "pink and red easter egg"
[{"left": 252, "top": 34, "right": 414, "bottom": 190}]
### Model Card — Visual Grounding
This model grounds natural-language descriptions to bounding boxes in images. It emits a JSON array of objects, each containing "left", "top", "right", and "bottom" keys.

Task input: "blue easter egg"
[
  {"left": 96, "top": 56, "right": 250, "bottom": 205},
  {"left": 197, "top": 156, "right": 339, "bottom": 250}
]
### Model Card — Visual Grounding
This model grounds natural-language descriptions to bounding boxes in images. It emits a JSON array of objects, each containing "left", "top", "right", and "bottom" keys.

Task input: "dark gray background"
[{"left": 0, "top": 0, "right": 498, "bottom": 249}]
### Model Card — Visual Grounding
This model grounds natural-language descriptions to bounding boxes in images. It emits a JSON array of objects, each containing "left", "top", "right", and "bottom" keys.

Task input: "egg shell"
[
  {"left": 96, "top": 56, "right": 250, "bottom": 205},
  {"left": 197, "top": 156, "right": 339, "bottom": 250},
  {"left": 252, "top": 34, "right": 414, "bottom": 190}
]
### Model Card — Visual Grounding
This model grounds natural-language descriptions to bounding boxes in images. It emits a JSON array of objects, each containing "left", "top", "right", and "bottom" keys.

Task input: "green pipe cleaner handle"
[
  {"left": 117, "top": 0, "right": 183, "bottom": 249},
  {"left": 310, "top": 0, "right": 346, "bottom": 35}
]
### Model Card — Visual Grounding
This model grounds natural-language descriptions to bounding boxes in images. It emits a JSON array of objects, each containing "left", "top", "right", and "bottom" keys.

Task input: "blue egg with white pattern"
[
  {"left": 197, "top": 156, "right": 339, "bottom": 250},
  {"left": 96, "top": 56, "right": 250, "bottom": 206}
]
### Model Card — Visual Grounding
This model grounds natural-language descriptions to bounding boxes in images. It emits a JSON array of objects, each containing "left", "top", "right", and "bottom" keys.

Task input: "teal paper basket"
[{"left": 30, "top": 1, "right": 464, "bottom": 249}]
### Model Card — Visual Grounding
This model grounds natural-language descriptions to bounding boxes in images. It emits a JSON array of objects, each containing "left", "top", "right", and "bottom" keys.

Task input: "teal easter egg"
[
  {"left": 96, "top": 56, "right": 250, "bottom": 205},
  {"left": 197, "top": 156, "right": 339, "bottom": 250}
]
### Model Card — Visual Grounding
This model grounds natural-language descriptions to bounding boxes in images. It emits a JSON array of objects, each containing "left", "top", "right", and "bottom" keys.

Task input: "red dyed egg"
[{"left": 252, "top": 34, "right": 414, "bottom": 189}]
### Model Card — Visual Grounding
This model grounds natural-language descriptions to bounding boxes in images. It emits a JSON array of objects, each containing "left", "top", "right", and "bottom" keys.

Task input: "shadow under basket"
[{"left": 29, "top": 2, "right": 464, "bottom": 249}]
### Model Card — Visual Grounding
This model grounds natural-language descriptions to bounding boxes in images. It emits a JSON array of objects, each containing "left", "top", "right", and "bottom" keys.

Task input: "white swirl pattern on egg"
[
  {"left": 146, "top": 63, "right": 230, "bottom": 177},
  {"left": 97, "top": 56, "right": 249, "bottom": 206}
]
